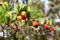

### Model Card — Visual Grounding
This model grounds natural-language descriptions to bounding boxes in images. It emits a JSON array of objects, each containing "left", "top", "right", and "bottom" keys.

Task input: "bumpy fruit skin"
[
  {"left": 21, "top": 11, "right": 26, "bottom": 16},
  {"left": 32, "top": 21, "right": 38, "bottom": 28},
  {"left": 22, "top": 15, "right": 27, "bottom": 20},
  {"left": 50, "top": 27, "right": 54, "bottom": 31},
  {"left": 17, "top": 16, "right": 22, "bottom": 20},
  {"left": 44, "top": 24, "right": 49, "bottom": 29}
]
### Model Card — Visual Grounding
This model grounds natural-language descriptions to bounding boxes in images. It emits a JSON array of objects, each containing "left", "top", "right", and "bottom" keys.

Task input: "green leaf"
[{"left": 26, "top": 11, "right": 31, "bottom": 19}]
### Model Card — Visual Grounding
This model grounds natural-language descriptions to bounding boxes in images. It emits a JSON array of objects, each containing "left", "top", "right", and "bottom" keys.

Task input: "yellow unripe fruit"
[{"left": 21, "top": 11, "right": 26, "bottom": 15}]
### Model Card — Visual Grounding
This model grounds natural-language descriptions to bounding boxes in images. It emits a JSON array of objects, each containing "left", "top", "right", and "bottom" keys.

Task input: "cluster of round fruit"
[
  {"left": 43, "top": 24, "right": 54, "bottom": 32},
  {"left": 17, "top": 11, "right": 54, "bottom": 32},
  {"left": 17, "top": 11, "right": 27, "bottom": 20},
  {"left": 32, "top": 21, "right": 54, "bottom": 32}
]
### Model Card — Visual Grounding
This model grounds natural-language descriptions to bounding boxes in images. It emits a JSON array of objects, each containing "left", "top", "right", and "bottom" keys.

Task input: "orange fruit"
[
  {"left": 17, "top": 16, "right": 22, "bottom": 20},
  {"left": 21, "top": 11, "right": 26, "bottom": 16},
  {"left": 44, "top": 24, "right": 49, "bottom": 29},
  {"left": 32, "top": 21, "right": 38, "bottom": 28}
]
